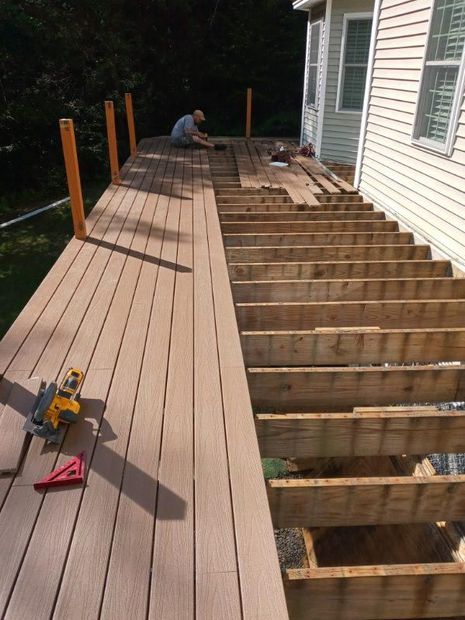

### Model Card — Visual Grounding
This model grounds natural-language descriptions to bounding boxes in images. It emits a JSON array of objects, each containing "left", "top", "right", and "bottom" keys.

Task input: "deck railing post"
[
  {"left": 104, "top": 100, "right": 121, "bottom": 184},
  {"left": 125, "top": 93, "right": 137, "bottom": 158},
  {"left": 59, "top": 119, "right": 87, "bottom": 240},
  {"left": 246, "top": 87, "right": 253, "bottom": 139}
]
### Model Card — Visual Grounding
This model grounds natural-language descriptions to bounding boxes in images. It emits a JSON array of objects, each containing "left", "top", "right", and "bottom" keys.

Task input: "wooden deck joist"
[
  {"left": 231, "top": 277, "right": 465, "bottom": 303},
  {"left": 220, "top": 211, "right": 386, "bottom": 221},
  {"left": 235, "top": 299, "right": 465, "bottom": 330},
  {"left": 248, "top": 365, "right": 465, "bottom": 412},
  {"left": 241, "top": 327, "right": 465, "bottom": 366},
  {"left": 221, "top": 220, "right": 398, "bottom": 233},
  {"left": 223, "top": 231, "right": 413, "bottom": 247},
  {"left": 256, "top": 407, "right": 465, "bottom": 458}
]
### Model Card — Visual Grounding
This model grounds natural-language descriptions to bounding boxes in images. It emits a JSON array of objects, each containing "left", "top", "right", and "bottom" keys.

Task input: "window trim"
[
  {"left": 306, "top": 18, "right": 323, "bottom": 110},
  {"left": 336, "top": 12, "right": 374, "bottom": 114},
  {"left": 411, "top": 0, "right": 465, "bottom": 157}
]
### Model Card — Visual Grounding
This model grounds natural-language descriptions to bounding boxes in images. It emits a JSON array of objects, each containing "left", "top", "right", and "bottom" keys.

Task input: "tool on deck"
[
  {"left": 23, "top": 368, "right": 84, "bottom": 444},
  {"left": 34, "top": 452, "right": 86, "bottom": 490}
]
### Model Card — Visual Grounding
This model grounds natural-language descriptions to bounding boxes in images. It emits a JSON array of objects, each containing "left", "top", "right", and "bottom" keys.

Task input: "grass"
[{"left": 0, "top": 180, "right": 107, "bottom": 339}]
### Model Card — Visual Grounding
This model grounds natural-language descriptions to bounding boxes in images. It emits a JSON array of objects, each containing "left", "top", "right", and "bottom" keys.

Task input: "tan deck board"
[{"left": 0, "top": 138, "right": 287, "bottom": 618}]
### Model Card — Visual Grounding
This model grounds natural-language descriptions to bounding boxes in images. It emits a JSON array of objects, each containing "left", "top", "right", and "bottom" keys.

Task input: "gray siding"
[
  {"left": 359, "top": 0, "right": 465, "bottom": 270},
  {"left": 320, "top": 0, "right": 373, "bottom": 164}
]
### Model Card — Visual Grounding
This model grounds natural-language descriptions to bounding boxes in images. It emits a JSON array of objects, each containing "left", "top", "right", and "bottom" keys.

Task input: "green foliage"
[{"left": 0, "top": 0, "right": 306, "bottom": 204}]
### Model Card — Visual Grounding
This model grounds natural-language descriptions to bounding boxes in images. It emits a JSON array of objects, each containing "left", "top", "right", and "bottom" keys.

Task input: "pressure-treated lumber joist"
[
  {"left": 215, "top": 188, "right": 288, "bottom": 196},
  {"left": 229, "top": 260, "right": 451, "bottom": 281},
  {"left": 236, "top": 299, "right": 465, "bottom": 331},
  {"left": 284, "top": 564, "right": 465, "bottom": 620},
  {"left": 218, "top": 202, "right": 374, "bottom": 213},
  {"left": 267, "top": 475, "right": 465, "bottom": 527},
  {"left": 232, "top": 278, "right": 465, "bottom": 303},
  {"left": 216, "top": 195, "right": 294, "bottom": 204},
  {"left": 223, "top": 232, "right": 413, "bottom": 247},
  {"left": 317, "top": 195, "right": 365, "bottom": 203},
  {"left": 248, "top": 365, "right": 465, "bottom": 412},
  {"left": 255, "top": 407, "right": 465, "bottom": 457},
  {"left": 221, "top": 221, "right": 398, "bottom": 233},
  {"left": 220, "top": 211, "right": 386, "bottom": 222},
  {"left": 226, "top": 244, "right": 430, "bottom": 262},
  {"left": 241, "top": 327, "right": 465, "bottom": 366}
]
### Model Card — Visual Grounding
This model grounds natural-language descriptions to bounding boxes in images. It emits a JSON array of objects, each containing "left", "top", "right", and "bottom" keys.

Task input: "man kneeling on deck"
[{"left": 170, "top": 110, "right": 227, "bottom": 150}]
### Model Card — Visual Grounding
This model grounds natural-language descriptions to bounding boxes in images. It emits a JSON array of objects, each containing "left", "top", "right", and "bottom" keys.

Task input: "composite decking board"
[
  {"left": 229, "top": 260, "right": 452, "bottom": 280},
  {"left": 232, "top": 142, "right": 255, "bottom": 187},
  {"left": 204, "top": 150, "right": 289, "bottom": 618},
  {"left": 1, "top": 139, "right": 173, "bottom": 619},
  {"left": 193, "top": 151, "right": 241, "bottom": 617},
  {"left": 0, "top": 377, "right": 42, "bottom": 474},
  {"left": 0, "top": 154, "right": 136, "bottom": 382},
  {"left": 51, "top": 143, "right": 182, "bottom": 620},
  {"left": 241, "top": 328, "right": 465, "bottom": 366},
  {"left": 149, "top": 152, "right": 195, "bottom": 619},
  {"left": 97, "top": 147, "right": 180, "bottom": 618},
  {"left": 235, "top": 299, "right": 465, "bottom": 330},
  {"left": 226, "top": 244, "right": 430, "bottom": 262}
]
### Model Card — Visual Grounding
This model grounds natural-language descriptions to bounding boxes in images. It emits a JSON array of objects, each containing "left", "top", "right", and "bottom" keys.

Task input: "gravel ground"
[{"left": 274, "top": 528, "right": 306, "bottom": 570}]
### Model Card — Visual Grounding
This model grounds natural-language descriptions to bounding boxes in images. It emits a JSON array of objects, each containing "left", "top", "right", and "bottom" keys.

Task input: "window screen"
[
  {"left": 414, "top": 0, "right": 465, "bottom": 149},
  {"left": 307, "top": 21, "right": 322, "bottom": 108},
  {"left": 339, "top": 18, "right": 372, "bottom": 111}
]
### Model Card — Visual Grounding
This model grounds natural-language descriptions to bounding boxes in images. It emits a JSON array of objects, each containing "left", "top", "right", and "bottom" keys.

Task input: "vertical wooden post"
[
  {"left": 105, "top": 100, "right": 121, "bottom": 184},
  {"left": 59, "top": 119, "right": 87, "bottom": 240},
  {"left": 125, "top": 93, "right": 137, "bottom": 158},
  {"left": 246, "top": 87, "right": 253, "bottom": 139}
]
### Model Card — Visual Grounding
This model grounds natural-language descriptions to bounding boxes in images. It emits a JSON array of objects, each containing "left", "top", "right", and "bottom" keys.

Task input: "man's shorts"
[{"left": 171, "top": 136, "right": 194, "bottom": 147}]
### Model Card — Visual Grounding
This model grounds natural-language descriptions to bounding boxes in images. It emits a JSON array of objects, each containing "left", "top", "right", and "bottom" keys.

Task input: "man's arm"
[{"left": 184, "top": 117, "right": 206, "bottom": 139}]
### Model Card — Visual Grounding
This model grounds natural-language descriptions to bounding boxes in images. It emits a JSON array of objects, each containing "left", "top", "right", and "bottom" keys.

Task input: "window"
[
  {"left": 337, "top": 14, "right": 373, "bottom": 112},
  {"left": 306, "top": 20, "right": 322, "bottom": 108},
  {"left": 413, "top": 0, "right": 465, "bottom": 154}
]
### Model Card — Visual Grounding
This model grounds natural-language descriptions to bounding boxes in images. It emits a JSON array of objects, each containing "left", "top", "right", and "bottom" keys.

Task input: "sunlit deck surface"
[{"left": 0, "top": 137, "right": 288, "bottom": 619}]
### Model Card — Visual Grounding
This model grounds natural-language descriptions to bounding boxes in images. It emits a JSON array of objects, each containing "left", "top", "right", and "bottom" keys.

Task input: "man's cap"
[{"left": 193, "top": 109, "right": 206, "bottom": 121}]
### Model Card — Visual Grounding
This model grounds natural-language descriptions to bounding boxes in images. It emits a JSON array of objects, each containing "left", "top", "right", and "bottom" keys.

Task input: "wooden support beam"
[
  {"left": 216, "top": 195, "right": 293, "bottom": 204},
  {"left": 232, "top": 278, "right": 465, "bottom": 303},
  {"left": 245, "top": 88, "right": 252, "bottom": 138},
  {"left": 223, "top": 232, "right": 413, "bottom": 247},
  {"left": 229, "top": 260, "right": 451, "bottom": 281},
  {"left": 124, "top": 93, "right": 137, "bottom": 158},
  {"left": 284, "top": 564, "right": 465, "bottom": 620},
  {"left": 220, "top": 211, "right": 385, "bottom": 222},
  {"left": 217, "top": 203, "right": 312, "bottom": 213},
  {"left": 59, "top": 118, "right": 87, "bottom": 240},
  {"left": 104, "top": 100, "right": 121, "bottom": 185},
  {"left": 267, "top": 475, "right": 465, "bottom": 527},
  {"left": 242, "top": 327, "right": 465, "bottom": 366},
  {"left": 221, "top": 221, "right": 398, "bottom": 234},
  {"left": 226, "top": 244, "right": 430, "bottom": 263},
  {"left": 235, "top": 299, "right": 465, "bottom": 331},
  {"left": 248, "top": 365, "right": 465, "bottom": 412},
  {"left": 255, "top": 407, "right": 465, "bottom": 458},
  {"left": 317, "top": 195, "right": 365, "bottom": 203}
]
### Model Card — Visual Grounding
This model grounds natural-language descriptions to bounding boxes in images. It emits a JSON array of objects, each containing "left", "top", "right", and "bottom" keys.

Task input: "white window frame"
[
  {"left": 306, "top": 19, "right": 323, "bottom": 109},
  {"left": 412, "top": 0, "right": 465, "bottom": 157},
  {"left": 336, "top": 12, "right": 373, "bottom": 114}
]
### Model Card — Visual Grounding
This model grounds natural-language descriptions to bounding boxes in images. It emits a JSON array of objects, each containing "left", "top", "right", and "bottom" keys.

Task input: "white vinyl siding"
[
  {"left": 359, "top": 0, "right": 465, "bottom": 270},
  {"left": 337, "top": 15, "right": 373, "bottom": 111},
  {"left": 412, "top": 0, "right": 465, "bottom": 153},
  {"left": 320, "top": 0, "right": 374, "bottom": 164}
]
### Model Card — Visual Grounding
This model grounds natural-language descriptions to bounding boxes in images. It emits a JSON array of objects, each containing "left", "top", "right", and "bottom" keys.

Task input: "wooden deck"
[{"left": 0, "top": 137, "right": 288, "bottom": 619}]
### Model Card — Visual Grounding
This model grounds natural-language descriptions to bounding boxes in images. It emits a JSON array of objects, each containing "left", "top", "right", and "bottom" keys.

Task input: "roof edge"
[{"left": 292, "top": 0, "right": 324, "bottom": 10}]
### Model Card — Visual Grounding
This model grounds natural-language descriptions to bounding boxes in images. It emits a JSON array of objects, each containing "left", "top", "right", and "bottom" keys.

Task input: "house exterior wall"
[
  {"left": 358, "top": 0, "right": 465, "bottom": 269},
  {"left": 302, "top": 3, "right": 326, "bottom": 147},
  {"left": 320, "top": 0, "right": 374, "bottom": 164}
]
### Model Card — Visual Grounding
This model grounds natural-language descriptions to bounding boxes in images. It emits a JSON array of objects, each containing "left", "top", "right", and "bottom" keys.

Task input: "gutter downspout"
[
  {"left": 316, "top": 0, "right": 332, "bottom": 158},
  {"left": 354, "top": 0, "right": 381, "bottom": 188}
]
